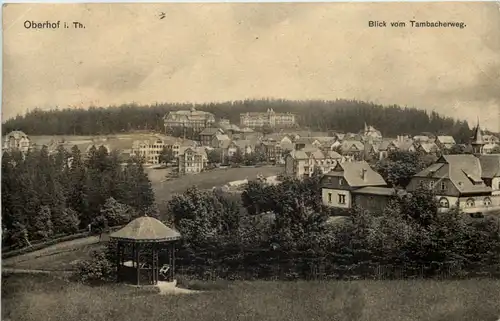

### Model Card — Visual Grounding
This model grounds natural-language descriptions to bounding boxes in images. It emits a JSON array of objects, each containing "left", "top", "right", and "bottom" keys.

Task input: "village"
[{"left": 4, "top": 106, "right": 500, "bottom": 216}]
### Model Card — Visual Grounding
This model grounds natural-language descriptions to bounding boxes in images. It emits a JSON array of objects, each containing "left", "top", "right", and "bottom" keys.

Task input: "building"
[
  {"left": 178, "top": 147, "right": 208, "bottom": 174},
  {"left": 406, "top": 154, "right": 494, "bottom": 214},
  {"left": 3, "top": 130, "right": 31, "bottom": 153},
  {"left": 131, "top": 138, "right": 165, "bottom": 164},
  {"left": 340, "top": 140, "right": 365, "bottom": 160},
  {"left": 163, "top": 138, "right": 198, "bottom": 160},
  {"left": 284, "top": 148, "right": 343, "bottom": 178},
  {"left": 163, "top": 107, "right": 216, "bottom": 134},
  {"left": 362, "top": 123, "right": 383, "bottom": 143},
  {"left": 416, "top": 142, "right": 440, "bottom": 156},
  {"left": 199, "top": 128, "right": 225, "bottom": 146},
  {"left": 435, "top": 136, "right": 456, "bottom": 151},
  {"left": 483, "top": 134, "right": 499, "bottom": 144},
  {"left": 239, "top": 108, "right": 296, "bottom": 128},
  {"left": 211, "top": 134, "right": 231, "bottom": 149},
  {"left": 320, "top": 161, "right": 392, "bottom": 211},
  {"left": 478, "top": 154, "right": 500, "bottom": 195}
]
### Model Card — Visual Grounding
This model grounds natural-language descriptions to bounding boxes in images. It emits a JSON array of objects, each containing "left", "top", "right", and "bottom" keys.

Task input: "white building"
[{"left": 3, "top": 131, "right": 31, "bottom": 153}]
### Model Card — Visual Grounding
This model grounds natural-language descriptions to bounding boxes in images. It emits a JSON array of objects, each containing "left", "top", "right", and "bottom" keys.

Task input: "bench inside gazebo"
[{"left": 109, "top": 215, "right": 181, "bottom": 286}]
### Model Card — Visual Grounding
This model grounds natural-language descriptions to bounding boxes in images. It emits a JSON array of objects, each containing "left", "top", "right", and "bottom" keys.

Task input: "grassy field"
[
  {"left": 2, "top": 243, "right": 105, "bottom": 271},
  {"left": 149, "top": 166, "right": 282, "bottom": 202},
  {"left": 2, "top": 273, "right": 499, "bottom": 321}
]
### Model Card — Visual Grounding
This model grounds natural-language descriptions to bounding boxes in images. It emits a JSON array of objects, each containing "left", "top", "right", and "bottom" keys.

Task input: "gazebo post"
[
  {"left": 172, "top": 242, "right": 176, "bottom": 282},
  {"left": 136, "top": 242, "right": 140, "bottom": 286},
  {"left": 116, "top": 242, "right": 121, "bottom": 283}
]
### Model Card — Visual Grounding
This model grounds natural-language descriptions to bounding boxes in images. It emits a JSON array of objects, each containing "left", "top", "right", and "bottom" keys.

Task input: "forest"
[
  {"left": 1, "top": 145, "right": 156, "bottom": 250},
  {"left": 2, "top": 99, "right": 474, "bottom": 142}
]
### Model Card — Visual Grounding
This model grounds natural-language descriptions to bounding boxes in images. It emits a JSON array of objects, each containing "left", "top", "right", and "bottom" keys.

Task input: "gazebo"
[{"left": 109, "top": 215, "right": 181, "bottom": 286}]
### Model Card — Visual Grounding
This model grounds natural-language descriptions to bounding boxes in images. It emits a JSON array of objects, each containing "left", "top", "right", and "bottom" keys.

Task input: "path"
[{"left": 2, "top": 235, "right": 100, "bottom": 267}]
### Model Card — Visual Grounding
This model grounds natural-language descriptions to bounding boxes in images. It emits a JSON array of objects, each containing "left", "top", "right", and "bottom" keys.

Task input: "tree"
[
  {"left": 94, "top": 197, "right": 136, "bottom": 229},
  {"left": 123, "top": 156, "right": 155, "bottom": 213},
  {"left": 233, "top": 150, "right": 245, "bottom": 164},
  {"left": 207, "top": 149, "right": 222, "bottom": 164},
  {"left": 159, "top": 147, "right": 175, "bottom": 164},
  {"left": 374, "top": 151, "right": 435, "bottom": 188}
]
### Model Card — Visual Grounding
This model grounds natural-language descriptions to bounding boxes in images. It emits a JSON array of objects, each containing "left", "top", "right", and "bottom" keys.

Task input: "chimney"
[{"left": 361, "top": 168, "right": 367, "bottom": 180}]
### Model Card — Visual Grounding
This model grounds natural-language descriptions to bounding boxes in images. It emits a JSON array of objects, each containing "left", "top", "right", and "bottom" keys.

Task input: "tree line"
[
  {"left": 1, "top": 145, "right": 155, "bottom": 250},
  {"left": 3, "top": 99, "right": 474, "bottom": 142}
]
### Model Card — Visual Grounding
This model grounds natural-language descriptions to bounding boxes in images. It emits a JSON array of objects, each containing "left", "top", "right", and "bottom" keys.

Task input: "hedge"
[{"left": 2, "top": 225, "right": 124, "bottom": 260}]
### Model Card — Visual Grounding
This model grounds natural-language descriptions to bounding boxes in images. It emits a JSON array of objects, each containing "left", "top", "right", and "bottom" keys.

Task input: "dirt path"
[{"left": 2, "top": 236, "right": 100, "bottom": 267}]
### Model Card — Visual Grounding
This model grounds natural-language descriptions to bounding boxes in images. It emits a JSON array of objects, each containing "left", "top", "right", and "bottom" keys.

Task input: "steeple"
[{"left": 471, "top": 117, "right": 485, "bottom": 154}]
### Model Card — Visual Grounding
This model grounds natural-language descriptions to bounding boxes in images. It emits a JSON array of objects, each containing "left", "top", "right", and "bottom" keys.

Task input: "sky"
[{"left": 2, "top": 2, "right": 500, "bottom": 130}]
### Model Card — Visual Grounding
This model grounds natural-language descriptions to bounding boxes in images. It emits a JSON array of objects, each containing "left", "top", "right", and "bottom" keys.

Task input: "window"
[
  {"left": 339, "top": 178, "right": 343, "bottom": 185},
  {"left": 440, "top": 181, "right": 446, "bottom": 191},
  {"left": 429, "top": 181, "right": 435, "bottom": 189},
  {"left": 484, "top": 197, "right": 492, "bottom": 207},
  {"left": 466, "top": 198, "right": 475, "bottom": 207},
  {"left": 328, "top": 193, "right": 332, "bottom": 203},
  {"left": 438, "top": 197, "right": 449, "bottom": 208},
  {"left": 338, "top": 194, "right": 346, "bottom": 205}
]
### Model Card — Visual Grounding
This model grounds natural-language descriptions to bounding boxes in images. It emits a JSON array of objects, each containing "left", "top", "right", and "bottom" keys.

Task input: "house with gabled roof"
[
  {"left": 199, "top": 127, "right": 225, "bottom": 146},
  {"left": 340, "top": 140, "right": 365, "bottom": 160},
  {"left": 211, "top": 134, "right": 231, "bottom": 149},
  {"left": 406, "top": 154, "right": 494, "bottom": 214},
  {"left": 284, "top": 147, "right": 343, "bottom": 179},
  {"left": 178, "top": 146, "right": 208, "bottom": 174},
  {"left": 478, "top": 154, "right": 500, "bottom": 195},
  {"left": 416, "top": 142, "right": 440, "bottom": 156},
  {"left": 320, "top": 161, "right": 395, "bottom": 212},
  {"left": 435, "top": 136, "right": 456, "bottom": 151}
]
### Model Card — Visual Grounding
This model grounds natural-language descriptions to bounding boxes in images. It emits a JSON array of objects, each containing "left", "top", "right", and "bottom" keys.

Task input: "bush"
[{"left": 75, "top": 249, "right": 115, "bottom": 284}]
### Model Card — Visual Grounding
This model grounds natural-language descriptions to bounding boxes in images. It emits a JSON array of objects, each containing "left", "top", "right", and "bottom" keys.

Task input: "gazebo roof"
[{"left": 110, "top": 216, "right": 181, "bottom": 243}]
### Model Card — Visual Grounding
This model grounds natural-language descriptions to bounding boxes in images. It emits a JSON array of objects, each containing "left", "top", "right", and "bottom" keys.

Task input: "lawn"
[
  {"left": 2, "top": 273, "right": 499, "bottom": 321},
  {"left": 2, "top": 243, "right": 105, "bottom": 271},
  {"left": 149, "top": 166, "right": 282, "bottom": 202}
]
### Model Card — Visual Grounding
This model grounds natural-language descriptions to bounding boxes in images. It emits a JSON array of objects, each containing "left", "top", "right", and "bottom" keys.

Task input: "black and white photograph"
[{"left": 1, "top": 2, "right": 500, "bottom": 320}]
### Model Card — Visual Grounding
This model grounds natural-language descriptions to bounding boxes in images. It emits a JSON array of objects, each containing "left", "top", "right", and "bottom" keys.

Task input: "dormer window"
[
  {"left": 466, "top": 198, "right": 475, "bottom": 207},
  {"left": 440, "top": 181, "right": 446, "bottom": 191}
]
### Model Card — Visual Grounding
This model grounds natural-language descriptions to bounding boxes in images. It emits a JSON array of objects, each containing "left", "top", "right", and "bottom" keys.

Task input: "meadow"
[
  {"left": 2, "top": 273, "right": 499, "bottom": 321},
  {"left": 149, "top": 165, "right": 282, "bottom": 202}
]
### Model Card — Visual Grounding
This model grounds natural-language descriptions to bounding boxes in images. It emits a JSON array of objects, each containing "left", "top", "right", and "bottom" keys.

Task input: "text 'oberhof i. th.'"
[{"left": 24, "top": 20, "right": 86, "bottom": 29}]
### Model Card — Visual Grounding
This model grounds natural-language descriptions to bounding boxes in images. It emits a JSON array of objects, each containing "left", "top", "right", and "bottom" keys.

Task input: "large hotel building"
[
  {"left": 163, "top": 107, "right": 216, "bottom": 134},
  {"left": 240, "top": 108, "right": 296, "bottom": 128}
]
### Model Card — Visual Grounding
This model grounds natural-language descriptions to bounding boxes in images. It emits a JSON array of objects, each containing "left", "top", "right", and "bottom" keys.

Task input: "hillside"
[{"left": 2, "top": 99, "right": 473, "bottom": 143}]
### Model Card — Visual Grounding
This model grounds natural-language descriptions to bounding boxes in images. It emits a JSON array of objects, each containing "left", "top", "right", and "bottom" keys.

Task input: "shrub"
[{"left": 75, "top": 249, "right": 115, "bottom": 284}]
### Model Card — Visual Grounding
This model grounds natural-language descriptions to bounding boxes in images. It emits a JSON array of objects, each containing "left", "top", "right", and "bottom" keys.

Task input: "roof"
[
  {"left": 436, "top": 136, "right": 456, "bottom": 145},
  {"left": 341, "top": 140, "right": 365, "bottom": 153},
  {"left": 214, "top": 134, "right": 230, "bottom": 141},
  {"left": 392, "top": 140, "right": 414, "bottom": 151},
  {"left": 352, "top": 187, "right": 396, "bottom": 196},
  {"left": 413, "top": 154, "right": 491, "bottom": 194},
  {"left": 418, "top": 142, "right": 440, "bottom": 153},
  {"left": 110, "top": 216, "right": 181, "bottom": 242},
  {"left": 164, "top": 108, "right": 215, "bottom": 122},
  {"left": 471, "top": 122, "right": 484, "bottom": 145},
  {"left": 479, "top": 154, "right": 500, "bottom": 178},
  {"left": 179, "top": 146, "right": 208, "bottom": 158},
  {"left": 324, "top": 161, "right": 387, "bottom": 187},
  {"left": 200, "top": 128, "right": 223, "bottom": 136}
]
